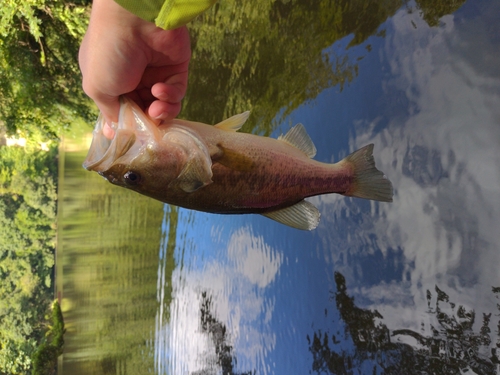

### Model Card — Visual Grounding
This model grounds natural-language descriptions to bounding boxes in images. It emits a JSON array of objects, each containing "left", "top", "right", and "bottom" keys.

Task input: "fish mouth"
[{"left": 83, "top": 97, "right": 159, "bottom": 173}]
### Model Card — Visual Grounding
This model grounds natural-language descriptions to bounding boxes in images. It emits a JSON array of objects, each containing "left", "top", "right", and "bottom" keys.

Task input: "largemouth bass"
[{"left": 83, "top": 97, "right": 392, "bottom": 230}]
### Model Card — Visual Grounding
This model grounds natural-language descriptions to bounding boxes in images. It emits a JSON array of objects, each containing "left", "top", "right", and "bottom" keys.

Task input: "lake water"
[{"left": 57, "top": 0, "right": 500, "bottom": 374}]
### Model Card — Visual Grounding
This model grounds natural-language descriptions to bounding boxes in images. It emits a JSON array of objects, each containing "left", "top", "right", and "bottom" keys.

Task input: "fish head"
[{"left": 83, "top": 97, "right": 213, "bottom": 198}]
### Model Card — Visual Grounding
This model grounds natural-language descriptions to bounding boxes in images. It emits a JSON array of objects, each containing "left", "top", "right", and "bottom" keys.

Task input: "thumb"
[
  {"left": 81, "top": 72, "right": 121, "bottom": 125},
  {"left": 93, "top": 94, "right": 121, "bottom": 126},
  {"left": 96, "top": 96, "right": 121, "bottom": 140}
]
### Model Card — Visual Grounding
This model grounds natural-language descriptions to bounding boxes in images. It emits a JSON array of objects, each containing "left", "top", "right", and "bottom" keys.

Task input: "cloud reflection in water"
[
  {"left": 152, "top": 3, "right": 500, "bottom": 373},
  {"left": 313, "top": 5, "right": 500, "bottom": 342},
  {"left": 155, "top": 223, "right": 282, "bottom": 375}
]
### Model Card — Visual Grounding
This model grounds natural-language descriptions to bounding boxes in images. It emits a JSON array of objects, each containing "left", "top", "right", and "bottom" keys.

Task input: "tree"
[
  {"left": 0, "top": 144, "right": 58, "bottom": 374},
  {"left": 31, "top": 301, "right": 65, "bottom": 375},
  {"left": 0, "top": 0, "right": 94, "bottom": 140}
]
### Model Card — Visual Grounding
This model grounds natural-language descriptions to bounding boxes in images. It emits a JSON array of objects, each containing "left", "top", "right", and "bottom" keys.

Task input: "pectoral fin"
[
  {"left": 214, "top": 111, "right": 250, "bottom": 132},
  {"left": 261, "top": 200, "right": 320, "bottom": 230},
  {"left": 278, "top": 123, "right": 317, "bottom": 158},
  {"left": 170, "top": 158, "right": 213, "bottom": 193}
]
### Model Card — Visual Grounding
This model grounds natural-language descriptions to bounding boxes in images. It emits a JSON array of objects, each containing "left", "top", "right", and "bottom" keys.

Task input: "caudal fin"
[{"left": 342, "top": 144, "right": 393, "bottom": 202}]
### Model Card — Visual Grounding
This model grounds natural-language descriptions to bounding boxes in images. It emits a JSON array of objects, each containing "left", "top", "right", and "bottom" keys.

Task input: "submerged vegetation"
[{"left": 0, "top": 0, "right": 466, "bottom": 372}]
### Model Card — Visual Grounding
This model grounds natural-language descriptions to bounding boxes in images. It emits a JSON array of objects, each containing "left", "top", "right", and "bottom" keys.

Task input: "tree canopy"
[
  {"left": 0, "top": 144, "right": 58, "bottom": 374},
  {"left": 0, "top": 0, "right": 94, "bottom": 140}
]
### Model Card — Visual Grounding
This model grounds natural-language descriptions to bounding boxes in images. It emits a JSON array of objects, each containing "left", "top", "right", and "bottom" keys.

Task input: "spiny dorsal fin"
[
  {"left": 278, "top": 123, "right": 317, "bottom": 158},
  {"left": 214, "top": 111, "right": 250, "bottom": 132},
  {"left": 261, "top": 200, "right": 320, "bottom": 230}
]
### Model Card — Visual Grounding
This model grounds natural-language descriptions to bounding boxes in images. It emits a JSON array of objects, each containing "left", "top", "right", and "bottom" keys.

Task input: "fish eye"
[{"left": 123, "top": 171, "right": 141, "bottom": 185}]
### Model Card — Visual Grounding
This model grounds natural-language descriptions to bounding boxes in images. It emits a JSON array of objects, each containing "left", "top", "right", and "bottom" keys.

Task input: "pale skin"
[{"left": 79, "top": 0, "right": 191, "bottom": 138}]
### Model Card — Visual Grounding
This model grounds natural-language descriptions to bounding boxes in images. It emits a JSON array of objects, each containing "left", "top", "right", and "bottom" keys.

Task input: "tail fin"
[{"left": 342, "top": 144, "right": 393, "bottom": 202}]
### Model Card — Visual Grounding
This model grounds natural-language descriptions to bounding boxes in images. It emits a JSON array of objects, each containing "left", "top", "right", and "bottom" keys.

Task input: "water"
[{"left": 58, "top": 0, "right": 500, "bottom": 374}]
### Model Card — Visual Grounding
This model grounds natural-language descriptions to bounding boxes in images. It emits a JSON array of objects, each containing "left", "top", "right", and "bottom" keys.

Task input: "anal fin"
[{"left": 261, "top": 200, "right": 320, "bottom": 230}]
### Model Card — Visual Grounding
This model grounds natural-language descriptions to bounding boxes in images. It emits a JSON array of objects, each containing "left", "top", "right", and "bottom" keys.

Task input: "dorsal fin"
[
  {"left": 261, "top": 200, "right": 320, "bottom": 230},
  {"left": 278, "top": 123, "right": 317, "bottom": 158},
  {"left": 214, "top": 111, "right": 250, "bottom": 131}
]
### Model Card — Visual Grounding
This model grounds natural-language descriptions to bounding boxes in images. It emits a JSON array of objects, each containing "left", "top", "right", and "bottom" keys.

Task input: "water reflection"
[
  {"left": 58, "top": 149, "right": 164, "bottom": 374},
  {"left": 155, "top": 217, "right": 282, "bottom": 375},
  {"left": 314, "top": 0, "right": 500, "bottom": 315},
  {"left": 59, "top": 0, "right": 500, "bottom": 373},
  {"left": 308, "top": 272, "right": 500, "bottom": 374},
  {"left": 306, "top": 1, "right": 500, "bottom": 371}
]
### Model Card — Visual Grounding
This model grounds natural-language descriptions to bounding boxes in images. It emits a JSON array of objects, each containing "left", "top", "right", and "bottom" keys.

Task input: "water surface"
[{"left": 58, "top": 0, "right": 500, "bottom": 373}]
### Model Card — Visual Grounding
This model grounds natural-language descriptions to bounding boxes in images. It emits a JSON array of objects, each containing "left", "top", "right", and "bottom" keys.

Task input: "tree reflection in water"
[
  {"left": 193, "top": 291, "right": 255, "bottom": 375},
  {"left": 308, "top": 272, "right": 500, "bottom": 374}
]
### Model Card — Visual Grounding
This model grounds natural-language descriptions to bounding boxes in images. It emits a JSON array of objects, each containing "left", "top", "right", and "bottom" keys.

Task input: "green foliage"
[
  {"left": 0, "top": 338, "right": 36, "bottom": 375},
  {"left": 31, "top": 344, "right": 59, "bottom": 375},
  {"left": 31, "top": 301, "right": 65, "bottom": 375},
  {"left": 49, "top": 301, "right": 65, "bottom": 351},
  {"left": 0, "top": 144, "right": 58, "bottom": 374},
  {"left": 0, "top": 0, "right": 95, "bottom": 140}
]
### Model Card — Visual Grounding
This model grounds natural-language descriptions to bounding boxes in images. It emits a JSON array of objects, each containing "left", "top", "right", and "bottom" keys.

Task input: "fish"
[{"left": 83, "top": 97, "right": 393, "bottom": 230}]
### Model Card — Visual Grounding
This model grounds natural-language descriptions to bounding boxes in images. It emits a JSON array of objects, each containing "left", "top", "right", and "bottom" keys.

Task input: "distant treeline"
[
  {"left": 0, "top": 0, "right": 465, "bottom": 373},
  {"left": 0, "top": 144, "right": 59, "bottom": 373}
]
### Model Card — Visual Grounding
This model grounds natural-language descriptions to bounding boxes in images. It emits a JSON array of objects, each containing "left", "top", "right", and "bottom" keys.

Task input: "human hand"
[{"left": 79, "top": 0, "right": 191, "bottom": 137}]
